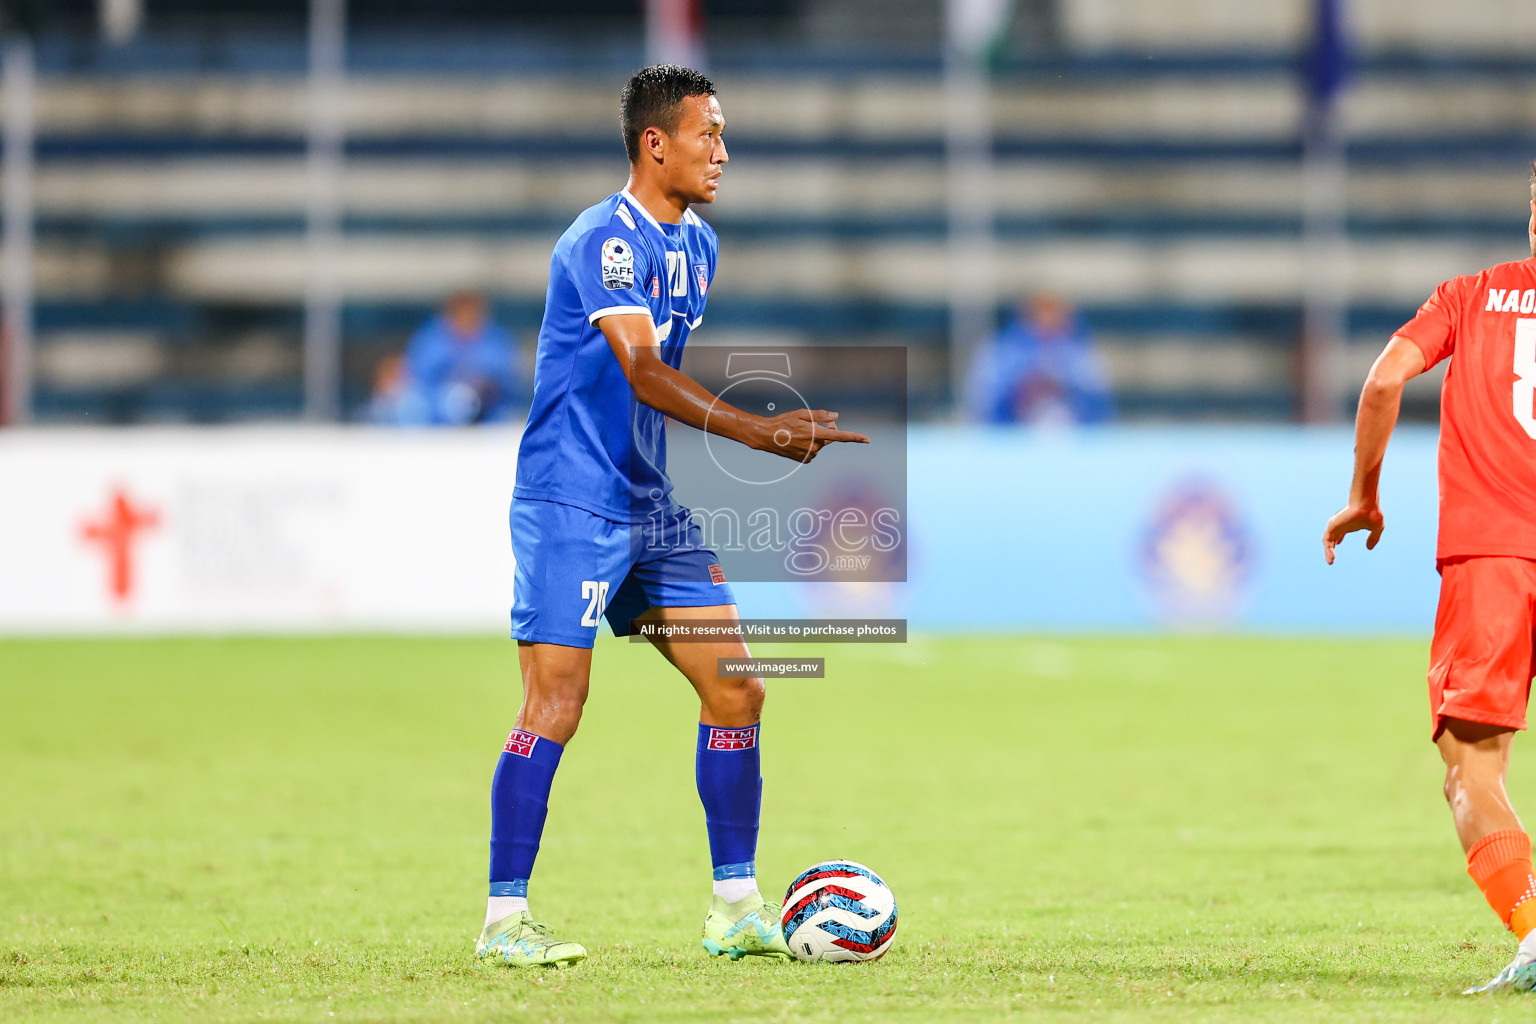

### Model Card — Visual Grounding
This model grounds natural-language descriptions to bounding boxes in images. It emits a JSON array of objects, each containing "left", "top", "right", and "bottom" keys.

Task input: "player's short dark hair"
[
  {"left": 1530, "top": 160, "right": 1536, "bottom": 198},
  {"left": 620, "top": 64, "right": 716, "bottom": 163}
]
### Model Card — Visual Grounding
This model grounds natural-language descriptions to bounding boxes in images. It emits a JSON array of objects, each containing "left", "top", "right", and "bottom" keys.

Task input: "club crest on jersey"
[
  {"left": 708, "top": 726, "right": 758, "bottom": 751},
  {"left": 601, "top": 237, "right": 634, "bottom": 290},
  {"left": 708, "top": 563, "right": 727, "bottom": 585},
  {"left": 694, "top": 264, "right": 709, "bottom": 296},
  {"left": 503, "top": 729, "right": 539, "bottom": 757}
]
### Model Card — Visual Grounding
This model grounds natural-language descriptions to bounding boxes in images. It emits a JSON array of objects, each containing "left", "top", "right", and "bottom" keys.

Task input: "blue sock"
[
  {"left": 489, "top": 728, "right": 563, "bottom": 896},
  {"left": 696, "top": 722, "right": 762, "bottom": 887}
]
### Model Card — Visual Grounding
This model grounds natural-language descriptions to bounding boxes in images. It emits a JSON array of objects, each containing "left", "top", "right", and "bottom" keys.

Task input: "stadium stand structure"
[{"left": 10, "top": 2, "right": 1536, "bottom": 422}]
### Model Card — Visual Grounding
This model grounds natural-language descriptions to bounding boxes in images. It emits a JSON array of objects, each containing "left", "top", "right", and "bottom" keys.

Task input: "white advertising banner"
[
  {"left": 0, "top": 427, "right": 519, "bottom": 632},
  {"left": 0, "top": 425, "right": 1444, "bottom": 635}
]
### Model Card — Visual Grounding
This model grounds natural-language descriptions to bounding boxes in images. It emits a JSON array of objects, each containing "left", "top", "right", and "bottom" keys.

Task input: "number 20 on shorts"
[{"left": 580, "top": 580, "right": 610, "bottom": 627}]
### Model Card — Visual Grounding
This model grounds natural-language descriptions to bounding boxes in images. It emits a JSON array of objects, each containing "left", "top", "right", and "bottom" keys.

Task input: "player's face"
[
  {"left": 666, "top": 94, "right": 728, "bottom": 205},
  {"left": 1529, "top": 200, "right": 1535, "bottom": 258}
]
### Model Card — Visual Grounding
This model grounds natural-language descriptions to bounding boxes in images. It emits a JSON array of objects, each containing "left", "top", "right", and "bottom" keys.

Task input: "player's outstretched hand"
[
  {"left": 1322, "top": 502, "right": 1384, "bottom": 565},
  {"left": 758, "top": 409, "right": 870, "bottom": 463}
]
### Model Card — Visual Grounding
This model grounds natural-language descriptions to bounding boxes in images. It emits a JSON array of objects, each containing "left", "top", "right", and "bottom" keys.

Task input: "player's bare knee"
[
  {"left": 521, "top": 672, "right": 590, "bottom": 739},
  {"left": 705, "top": 674, "right": 764, "bottom": 725},
  {"left": 734, "top": 675, "right": 766, "bottom": 719}
]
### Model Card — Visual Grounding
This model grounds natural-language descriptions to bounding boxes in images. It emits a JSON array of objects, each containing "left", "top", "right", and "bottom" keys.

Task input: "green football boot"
[
  {"left": 1465, "top": 952, "right": 1536, "bottom": 994},
  {"left": 701, "top": 892, "right": 794, "bottom": 961},
  {"left": 1465, "top": 933, "right": 1536, "bottom": 994},
  {"left": 476, "top": 911, "right": 587, "bottom": 968}
]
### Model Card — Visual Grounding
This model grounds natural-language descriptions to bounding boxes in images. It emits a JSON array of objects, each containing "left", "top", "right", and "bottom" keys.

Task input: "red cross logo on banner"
[{"left": 79, "top": 487, "right": 161, "bottom": 605}]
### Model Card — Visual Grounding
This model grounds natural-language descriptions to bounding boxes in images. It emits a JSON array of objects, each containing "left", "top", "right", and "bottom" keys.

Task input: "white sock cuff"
[
  {"left": 713, "top": 876, "right": 760, "bottom": 903},
  {"left": 486, "top": 895, "right": 529, "bottom": 927}
]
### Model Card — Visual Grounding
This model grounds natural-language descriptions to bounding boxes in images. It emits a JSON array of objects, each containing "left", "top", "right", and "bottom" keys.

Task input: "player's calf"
[
  {"left": 1438, "top": 719, "right": 1536, "bottom": 992},
  {"left": 481, "top": 646, "right": 594, "bottom": 956}
]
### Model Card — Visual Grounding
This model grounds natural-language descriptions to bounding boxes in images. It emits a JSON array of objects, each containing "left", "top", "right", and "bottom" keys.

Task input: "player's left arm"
[{"left": 1323, "top": 335, "right": 1427, "bottom": 564}]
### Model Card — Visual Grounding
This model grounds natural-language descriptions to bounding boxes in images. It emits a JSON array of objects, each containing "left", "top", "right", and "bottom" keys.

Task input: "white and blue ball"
[{"left": 780, "top": 859, "right": 897, "bottom": 962}]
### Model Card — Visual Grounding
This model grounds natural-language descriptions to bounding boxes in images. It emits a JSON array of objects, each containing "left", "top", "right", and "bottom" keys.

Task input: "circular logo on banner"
[{"left": 1139, "top": 479, "right": 1253, "bottom": 626}]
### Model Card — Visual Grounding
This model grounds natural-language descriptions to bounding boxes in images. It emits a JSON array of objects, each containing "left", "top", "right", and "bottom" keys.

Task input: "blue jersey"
[{"left": 514, "top": 190, "right": 718, "bottom": 523}]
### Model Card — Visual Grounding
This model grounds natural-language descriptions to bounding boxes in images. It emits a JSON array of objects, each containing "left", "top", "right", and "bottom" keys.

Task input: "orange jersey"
[{"left": 1397, "top": 258, "right": 1536, "bottom": 563}]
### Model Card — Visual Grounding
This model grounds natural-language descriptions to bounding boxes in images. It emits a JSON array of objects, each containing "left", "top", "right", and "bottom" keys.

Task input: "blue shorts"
[{"left": 509, "top": 498, "right": 736, "bottom": 648}]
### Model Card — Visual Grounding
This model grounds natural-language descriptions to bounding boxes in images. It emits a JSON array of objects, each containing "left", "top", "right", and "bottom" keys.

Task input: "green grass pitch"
[{"left": 2, "top": 634, "right": 1533, "bottom": 1021}]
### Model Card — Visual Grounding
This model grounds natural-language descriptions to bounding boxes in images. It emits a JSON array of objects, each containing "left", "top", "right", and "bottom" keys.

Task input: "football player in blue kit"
[{"left": 475, "top": 65, "right": 870, "bottom": 967}]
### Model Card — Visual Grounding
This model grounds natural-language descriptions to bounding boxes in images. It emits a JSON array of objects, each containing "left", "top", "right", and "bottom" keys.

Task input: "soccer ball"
[{"left": 780, "top": 859, "right": 897, "bottom": 962}]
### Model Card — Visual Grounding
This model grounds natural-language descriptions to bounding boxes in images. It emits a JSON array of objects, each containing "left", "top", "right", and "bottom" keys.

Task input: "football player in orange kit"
[{"left": 1325, "top": 162, "right": 1536, "bottom": 993}]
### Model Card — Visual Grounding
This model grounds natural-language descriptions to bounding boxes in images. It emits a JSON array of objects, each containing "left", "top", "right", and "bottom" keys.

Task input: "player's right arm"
[
  {"left": 1322, "top": 335, "right": 1427, "bottom": 564},
  {"left": 598, "top": 313, "right": 869, "bottom": 462}
]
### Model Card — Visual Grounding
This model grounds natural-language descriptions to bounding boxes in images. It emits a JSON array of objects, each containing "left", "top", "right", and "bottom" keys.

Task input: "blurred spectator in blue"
[
  {"left": 365, "top": 354, "right": 430, "bottom": 425},
  {"left": 964, "top": 294, "right": 1114, "bottom": 426},
  {"left": 369, "top": 291, "right": 524, "bottom": 425}
]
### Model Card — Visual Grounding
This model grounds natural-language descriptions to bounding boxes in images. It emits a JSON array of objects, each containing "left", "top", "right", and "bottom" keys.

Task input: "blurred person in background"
[
  {"left": 365, "top": 354, "right": 430, "bottom": 425},
  {"left": 964, "top": 294, "right": 1114, "bottom": 426},
  {"left": 369, "top": 291, "right": 524, "bottom": 425}
]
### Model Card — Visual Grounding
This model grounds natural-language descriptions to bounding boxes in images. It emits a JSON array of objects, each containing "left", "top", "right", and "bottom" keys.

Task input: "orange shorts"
[{"left": 1428, "top": 556, "right": 1536, "bottom": 740}]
